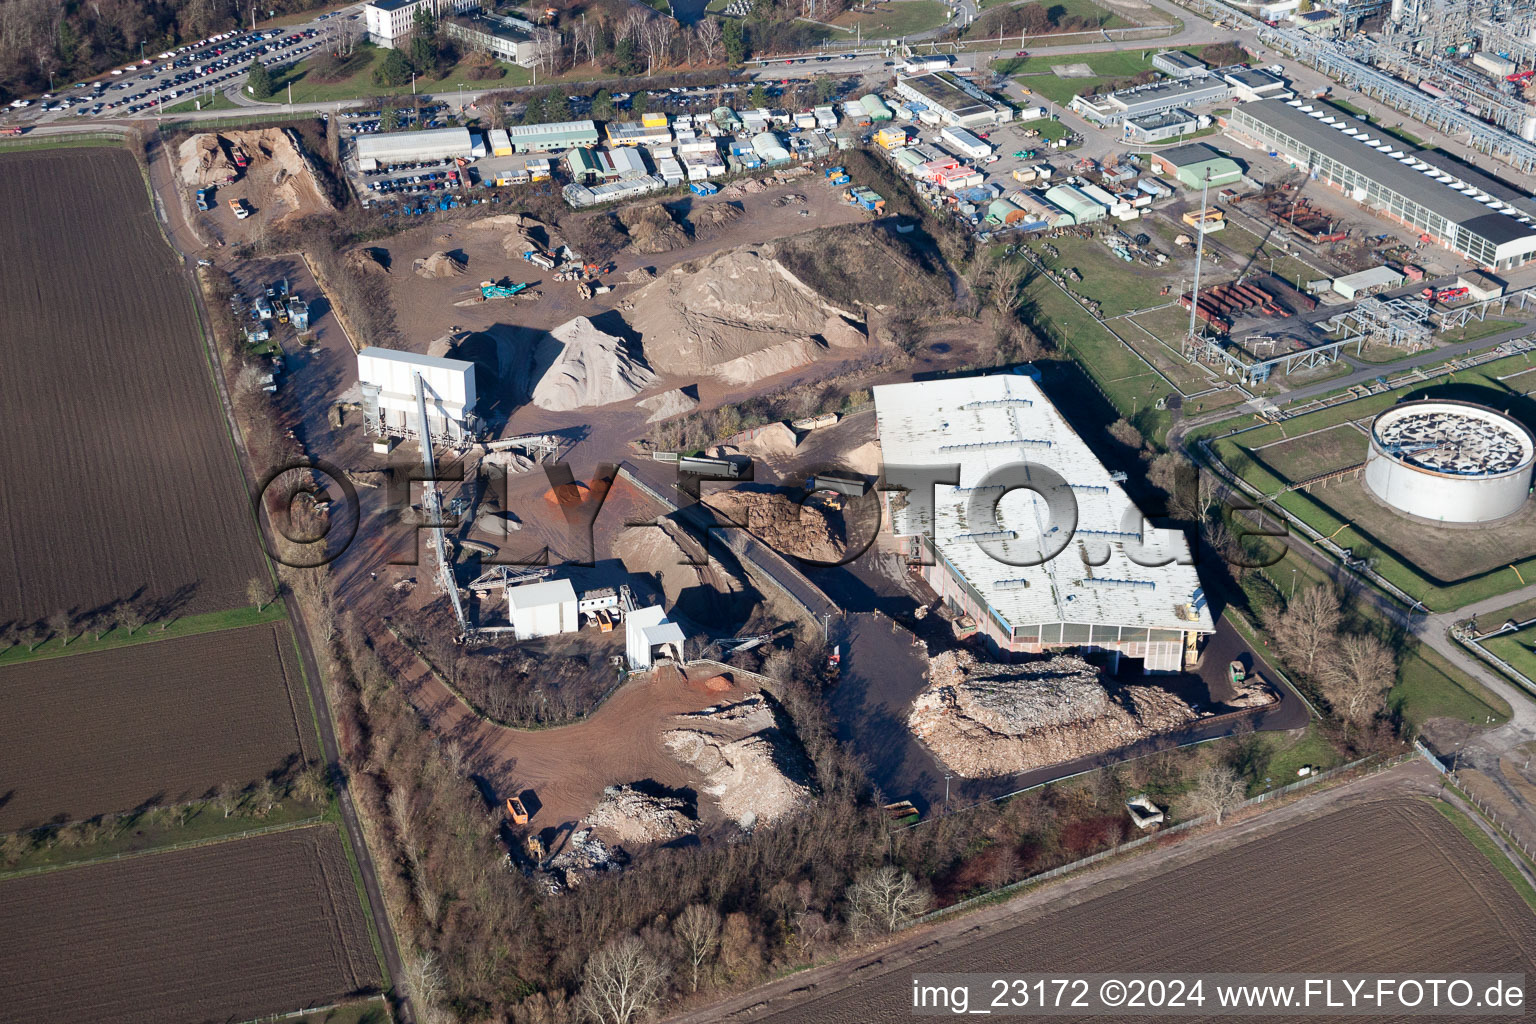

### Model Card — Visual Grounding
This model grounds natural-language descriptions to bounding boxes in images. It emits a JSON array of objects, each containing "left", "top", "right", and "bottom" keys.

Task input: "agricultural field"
[
  {"left": 0, "top": 622, "right": 316, "bottom": 830},
  {"left": 0, "top": 147, "right": 267, "bottom": 628},
  {"left": 0, "top": 825, "right": 380, "bottom": 1024},
  {"left": 752, "top": 798, "right": 1536, "bottom": 1022}
]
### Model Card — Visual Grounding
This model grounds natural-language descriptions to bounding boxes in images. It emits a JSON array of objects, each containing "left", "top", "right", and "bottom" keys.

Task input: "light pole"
[
  {"left": 944, "top": 772, "right": 953, "bottom": 810},
  {"left": 1290, "top": 568, "right": 1296, "bottom": 602}
]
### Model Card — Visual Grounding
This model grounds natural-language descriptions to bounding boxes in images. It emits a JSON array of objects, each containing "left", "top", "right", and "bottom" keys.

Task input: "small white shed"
[
  {"left": 508, "top": 579, "right": 578, "bottom": 639},
  {"left": 626, "top": 606, "right": 685, "bottom": 669}
]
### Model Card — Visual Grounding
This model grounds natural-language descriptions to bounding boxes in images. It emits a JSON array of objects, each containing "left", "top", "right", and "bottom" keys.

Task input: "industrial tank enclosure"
[{"left": 1364, "top": 400, "right": 1535, "bottom": 523}]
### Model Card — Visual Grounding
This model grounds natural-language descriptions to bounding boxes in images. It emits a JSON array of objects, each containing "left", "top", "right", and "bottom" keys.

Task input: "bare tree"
[
  {"left": 673, "top": 904, "right": 720, "bottom": 992},
  {"left": 247, "top": 575, "right": 275, "bottom": 612},
  {"left": 215, "top": 781, "right": 239, "bottom": 819},
  {"left": 1323, "top": 632, "right": 1396, "bottom": 725},
  {"left": 696, "top": 17, "right": 723, "bottom": 63},
  {"left": 252, "top": 777, "right": 279, "bottom": 817},
  {"left": 113, "top": 600, "right": 145, "bottom": 637},
  {"left": 532, "top": 26, "right": 562, "bottom": 76},
  {"left": 577, "top": 936, "right": 669, "bottom": 1024},
  {"left": 46, "top": 609, "right": 72, "bottom": 647},
  {"left": 989, "top": 255, "right": 1027, "bottom": 316},
  {"left": 1266, "top": 585, "right": 1341, "bottom": 675},
  {"left": 19, "top": 622, "right": 45, "bottom": 652},
  {"left": 845, "top": 865, "right": 931, "bottom": 937},
  {"left": 404, "top": 949, "right": 447, "bottom": 1015},
  {"left": 1185, "top": 764, "right": 1246, "bottom": 824},
  {"left": 617, "top": 8, "right": 648, "bottom": 43},
  {"left": 1107, "top": 418, "right": 1144, "bottom": 450},
  {"left": 640, "top": 17, "right": 676, "bottom": 75}
]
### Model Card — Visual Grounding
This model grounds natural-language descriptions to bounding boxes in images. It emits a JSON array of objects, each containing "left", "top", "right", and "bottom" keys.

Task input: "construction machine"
[{"left": 479, "top": 279, "right": 530, "bottom": 301}]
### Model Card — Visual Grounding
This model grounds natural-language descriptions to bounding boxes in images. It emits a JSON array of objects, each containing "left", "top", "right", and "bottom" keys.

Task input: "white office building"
[{"left": 362, "top": 0, "right": 479, "bottom": 49}]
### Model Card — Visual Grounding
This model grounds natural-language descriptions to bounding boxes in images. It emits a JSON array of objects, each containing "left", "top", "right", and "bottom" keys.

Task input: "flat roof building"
[
  {"left": 507, "top": 119, "right": 600, "bottom": 152},
  {"left": 874, "top": 374, "right": 1213, "bottom": 671},
  {"left": 1219, "top": 66, "right": 1292, "bottom": 103},
  {"left": 1147, "top": 142, "right": 1244, "bottom": 188},
  {"left": 626, "top": 606, "right": 684, "bottom": 669},
  {"left": 1124, "top": 108, "right": 1199, "bottom": 143},
  {"left": 1228, "top": 100, "right": 1536, "bottom": 269},
  {"left": 1152, "top": 50, "right": 1209, "bottom": 78},
  {"left": 892, "top": 72, "right": 1012, "bottom": 127},
  {"left": 507, "top": 579, "right": 578, "bottom": 639},
  {"left": 441, "top": 12, "right": 538, "bottom": 66},
  {"left": 363, "top": 0, "right": 478, "bottom": 48},
  {"left": 1332, "top": 265, "right": 1405, "bottom": 299},
  {"left": 1071, "top": 76, "right": 1231, "bottom": 125},
  {"left": 357, "top": 347, "right": 478, "bottom": 442},
  {"left": 355, "top": 126, "right": 475, "bottom": 167}
]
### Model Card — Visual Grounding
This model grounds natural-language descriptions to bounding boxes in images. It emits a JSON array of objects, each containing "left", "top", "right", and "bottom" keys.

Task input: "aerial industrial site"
[{"left": 4, "top": 0, "right": 1536, "bottom": 1018}]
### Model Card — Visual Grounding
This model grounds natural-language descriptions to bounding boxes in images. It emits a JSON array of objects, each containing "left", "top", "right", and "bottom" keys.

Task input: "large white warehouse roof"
[
  {"left": 874, "top": 374, "right": 1213, "bottom": 637},
  {"left": 355, "top": 126, "right": 475, "bottom": 164}
]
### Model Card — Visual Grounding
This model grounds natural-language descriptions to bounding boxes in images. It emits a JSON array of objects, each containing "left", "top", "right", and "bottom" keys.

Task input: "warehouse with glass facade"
[{"left": 1228, "top": 100, "right": 1536, "bottom": 269}]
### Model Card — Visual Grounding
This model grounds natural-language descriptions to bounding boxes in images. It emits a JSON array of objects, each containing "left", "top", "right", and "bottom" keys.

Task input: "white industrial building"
[
  {"left": 507, "top": 579, "right": 579, "bottom": 638},
  {"left": 874, "top": 374, "right": 1214, "bottom": 672},
  {"left": 1365, "top": 401, "right": 1535, "bottom": 523},
  {"left": 892, "top": 72, "right": 1014, "bottom": 127},
  {"left": 1072, "top": 76, "right": 1232, "bottom": 126},
  {"left": 357, "top": 347, "right": 479, "bottom": 443},
  {"left": 355, "top": 127, "right": 476, "bottom": 170},
  {"left": 362, "top": 0, "right": 478, "bottom": 49},
  {"left": 941, "top": 125, "right": 992, "bottom": 159},
  {"left": 626, "top": 605, "right": 685, "bottom": 669}
]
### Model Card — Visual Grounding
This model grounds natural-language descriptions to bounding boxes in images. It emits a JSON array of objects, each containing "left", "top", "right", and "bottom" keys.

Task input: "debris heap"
[
  {"left": 665, "top": 694, "right": 811, "bottom": 829},
  {"left": 584, "top": 784, "right": 698, "bottom": 845},
  {"left": 908, "top": 651, "right": 1197, "bottom": 778}
]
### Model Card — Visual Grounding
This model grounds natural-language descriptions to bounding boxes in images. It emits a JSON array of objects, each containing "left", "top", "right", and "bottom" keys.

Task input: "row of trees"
[{"left": 1265, "top": 585, "right": 1399, "bottom": 729}]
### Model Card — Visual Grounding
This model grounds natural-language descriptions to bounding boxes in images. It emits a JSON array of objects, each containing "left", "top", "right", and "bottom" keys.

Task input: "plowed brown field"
[
  {"left": 0, "top": 147, "right": 265, "bottom": 627},
  {"left": 754, "top": 799, "right": 1536, "bottom": 1023},
  {"left": 0, "top": 622, "right": 317, "bottom": 830},
  {"left": 0, "top": 824, "right": 380, "bottom": 1024}
]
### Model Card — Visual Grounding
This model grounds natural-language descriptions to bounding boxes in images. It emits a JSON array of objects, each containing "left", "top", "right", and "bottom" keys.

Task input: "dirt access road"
[{"left": 670, "top": 760, "right": 1536, "bottom": 1023}]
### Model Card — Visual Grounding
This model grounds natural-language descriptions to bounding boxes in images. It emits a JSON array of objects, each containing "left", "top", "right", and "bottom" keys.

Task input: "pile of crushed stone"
[
  {"left": 528, "top": 316, "right": 657, "bottom": 411},
  {"left": 908, "top": 651, "right": 1198, "bottom": 778},
  {"left": 625, "top": 246, "right": 867, "bottom": 385},
  {"left": 638, "top": 387, "right": 698, "bottom": 423},
  {"left": 413, "top": 251, "right": 466, "bottom": 278}
]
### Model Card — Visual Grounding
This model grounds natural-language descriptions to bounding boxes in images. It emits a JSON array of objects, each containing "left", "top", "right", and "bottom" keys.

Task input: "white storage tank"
[{"left": 1364, "top": 400, "right": 1535, "bottom": 523}]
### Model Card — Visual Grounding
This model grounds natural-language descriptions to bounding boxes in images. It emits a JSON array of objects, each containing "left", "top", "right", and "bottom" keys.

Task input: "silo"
[{"left": 1364, "top": 400, "right": 1535, "bottom": 522}]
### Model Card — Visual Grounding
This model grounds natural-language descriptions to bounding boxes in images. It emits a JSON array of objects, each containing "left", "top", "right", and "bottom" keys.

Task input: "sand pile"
[
  {"left": 481, "top": 450, "right": 538, "bottom": 475},
  {"left": 178, "top": 134, "right": 237, "bottom": 186},
  {"left": 665, "top": 695, "right": 810, "bottom": 829},
  {"left": 614, "top": 519, "right": 707, "bottom": 603},
  {"left": 620, "top": 204, "right": 690, "bottom": 254},
  {"left": 842, "top": 440, "right": 882, "bottom": 477},
  {"left": 702, "top": 485, "right": 843, "bottom": 563},
  {"left": 347, "top": 247, "right": 390, "bottom": 274},
  {"left": 414, "top": 251, "right": 466, "bottom": 278},
  {"left": 908, "top": 651, "right": 1198, "bottom": 779},
  {"left": 626, "top": 247, "right": 868, "bottom": 384},
  {"left": 584, "top": 784, "right": 698, "bottom": 845},
  {"left": 736, "top": 421, "right": 799, "bottom": 460},
  {"left": 638, "top": 388, "right": 698, "bottom": 423},
  {"left": 529, "top": 316, "right": 657, "bottom": 411}
]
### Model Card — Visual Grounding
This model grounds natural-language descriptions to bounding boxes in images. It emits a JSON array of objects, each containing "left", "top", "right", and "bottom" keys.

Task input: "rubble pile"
[
  {"left": 909, "top": 651, "right": 1198, "bottom": 778},
  {"left": 665, "top": 694, "right": 811, "bottom": 829},
  {"left": 584, "top": 784, "right": 699, "bottom": 844}
]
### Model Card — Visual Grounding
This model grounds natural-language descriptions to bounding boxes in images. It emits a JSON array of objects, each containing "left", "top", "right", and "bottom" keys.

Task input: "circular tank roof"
[{"left": 1371, "top": 400, "right": 1535, "bottom": 478}]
